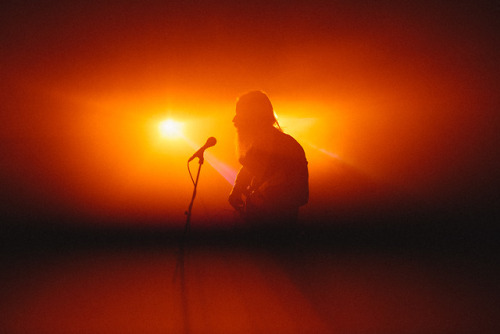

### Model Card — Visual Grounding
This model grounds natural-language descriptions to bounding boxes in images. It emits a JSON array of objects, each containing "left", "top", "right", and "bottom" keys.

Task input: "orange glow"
[
  {"left": 158, "top": 119, "right": 184, "bottom": 139},
  {"left": 1, "top": 4, "right": 498, "bottom": 333},
  {"left": 1, "top": 1, "right": 497, "bottom": 226},
  {"left": 38, "top": 97, "right": 240, "bottom": 226}
]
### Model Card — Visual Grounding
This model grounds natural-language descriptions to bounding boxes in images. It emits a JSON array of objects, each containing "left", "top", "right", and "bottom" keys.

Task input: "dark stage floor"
[{"left": 1, "top": 222, "right": 499, "bottom": 334}]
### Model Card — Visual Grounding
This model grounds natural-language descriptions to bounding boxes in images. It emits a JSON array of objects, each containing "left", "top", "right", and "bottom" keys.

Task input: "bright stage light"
[{"left": 158, "top": 119, "right": 184, "bottom": 139}]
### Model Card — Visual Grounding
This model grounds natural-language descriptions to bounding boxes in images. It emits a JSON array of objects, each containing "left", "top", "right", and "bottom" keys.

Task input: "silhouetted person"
[{"left": 229, "top": 91, "right": 309, "bottom": 226}]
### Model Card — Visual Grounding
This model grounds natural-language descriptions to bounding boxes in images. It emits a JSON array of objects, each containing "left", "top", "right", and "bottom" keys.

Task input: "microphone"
[{"left": 188, "top": 137, "right": 217, "bottom": 162}]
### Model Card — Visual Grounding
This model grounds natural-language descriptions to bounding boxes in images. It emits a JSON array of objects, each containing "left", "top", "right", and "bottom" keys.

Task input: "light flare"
[
  {"left": 307, "top": 142, "right": 341, "bottom": 160},
  {"left": 158, "top": 119, "right": 184, "bottom": 139}
]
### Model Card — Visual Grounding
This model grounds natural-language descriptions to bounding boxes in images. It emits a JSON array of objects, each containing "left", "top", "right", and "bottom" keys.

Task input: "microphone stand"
[
  {"left": 184, "top": 154, "right": 204, "bottom": 236},
  {"left": 174, "top": 154, "right": 205, "bottom": 334}
]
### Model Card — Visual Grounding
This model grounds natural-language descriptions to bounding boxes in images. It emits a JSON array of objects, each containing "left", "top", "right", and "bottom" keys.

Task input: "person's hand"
[{"left": 228, "top": 191, "right": 244, "bottom": 211}]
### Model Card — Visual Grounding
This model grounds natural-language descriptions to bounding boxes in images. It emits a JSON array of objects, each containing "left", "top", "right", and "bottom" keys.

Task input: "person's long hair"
[{"left": 235, "top": 91, "right": 282, "bottom": 160}]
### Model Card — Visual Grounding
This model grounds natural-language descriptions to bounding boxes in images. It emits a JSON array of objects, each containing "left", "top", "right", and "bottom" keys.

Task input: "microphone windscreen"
[{"left": 206, "top": 137, "right": 217, "bottom": 147}]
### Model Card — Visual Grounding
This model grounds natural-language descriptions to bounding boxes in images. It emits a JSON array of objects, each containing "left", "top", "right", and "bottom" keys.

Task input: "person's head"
[
  {"left": 233, "top": 91, "right": 280, "bottom": 159},
  {"left": 233, "top": 90, "right": 278, "bottom": 131}
]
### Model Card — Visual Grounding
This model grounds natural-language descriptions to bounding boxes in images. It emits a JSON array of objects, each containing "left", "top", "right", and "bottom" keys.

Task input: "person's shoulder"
[
  {"left": 275, "top": 131, "right": 306, "bottom": 155},
  {"left": 277, "top": 130, "right": 302, "bottom": 145}
]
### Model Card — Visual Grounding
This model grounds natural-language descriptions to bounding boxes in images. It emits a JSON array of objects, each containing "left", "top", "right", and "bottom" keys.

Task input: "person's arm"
[{"left": 228, "top": 167, "right": 252, "bottom": 211}]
